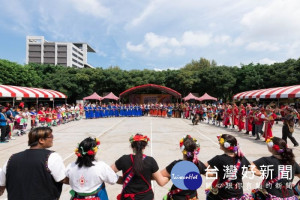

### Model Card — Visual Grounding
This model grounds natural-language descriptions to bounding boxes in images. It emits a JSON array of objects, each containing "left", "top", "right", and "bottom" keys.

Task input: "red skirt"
[
  {"left": 158, "top": 110, "right": 162, "bottom": 116},
  {"left": 162, "top": 110, "right": 167, "bottom": 117}
]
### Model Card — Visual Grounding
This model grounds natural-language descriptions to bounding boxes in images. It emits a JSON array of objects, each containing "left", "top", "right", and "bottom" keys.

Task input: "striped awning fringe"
[
  {"left": 233, "top": 85, "right": 300, "bottom": 100},
  {"left": 0, "top": 85, "right": 67, "bottom": 99}
]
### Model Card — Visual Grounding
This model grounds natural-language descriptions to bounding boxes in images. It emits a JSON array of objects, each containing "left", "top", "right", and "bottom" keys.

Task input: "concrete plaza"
[{"left": 0, "top": 117, "right": 299, "bottom": 199}]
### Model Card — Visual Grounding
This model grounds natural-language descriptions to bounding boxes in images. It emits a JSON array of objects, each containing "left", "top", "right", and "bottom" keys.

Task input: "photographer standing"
[{"left": 282, "top": 106, "right": 299, "bottom": 147}]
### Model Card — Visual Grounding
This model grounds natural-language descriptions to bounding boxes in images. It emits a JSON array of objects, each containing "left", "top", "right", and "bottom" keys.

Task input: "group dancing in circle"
[{"left": 1, "top": 128, "right": 300, "bottom": 200}]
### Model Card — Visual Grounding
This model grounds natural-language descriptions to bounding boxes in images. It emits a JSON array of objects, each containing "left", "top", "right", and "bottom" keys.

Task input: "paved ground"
[{"left": 0, "top": 117, "right": 300, "bottom": 199}]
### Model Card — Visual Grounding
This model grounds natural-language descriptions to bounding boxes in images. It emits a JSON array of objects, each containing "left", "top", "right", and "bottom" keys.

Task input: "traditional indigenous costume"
[
  {"left": 84, "top": 105, "right": 89, "bottom": 119},
  {"left": 153, "top": 104, "right": 158, "bottom": 117},
  {"left": 223, "top": 106, "right": 231, "bottom": 127},
  {"left": 115, "top": 135, "right": 156, "bottom": 200},
  {"left": 238, "top": 106, "right": 246, "bottom": 132},
  {"left": 245, "top": 106, "right": 253, "bottom": 134},
  {"left": 263, "top": 108, "right": 277, "bottom": 141},
  {"left": 232, "top": 105, "right": 239, "bottom": 128},
  {"left": 95, "top": 105, "right": 100, "bottom": 118},
  {"left": 1, "top": 149, "right": 65, "bottom": 199},
  {"left": 88, "top": 105, "right": 93, "bottom": 119},
  {"left": 167, "top": 105, "right": 173, "bottom": 118},
  {"left": 68, "top": 139, "right": 117, "bottom": 200},
  {"left": 254, "top": 109, "right": 265, "bottom": 140},
  {"left": 164, "top": 135, "right": 205, "bottom": 200},
  {"left": 185, "top": 105, "right": 190, "bottom": 119},
  {"left": 29, "top": 110, "right": 37, "bottom": 129},
  {"left": 207, "top": 107, "right": 212, "bottom": 124},
  {"left": 38, "top": 109, "right": 46, "bottom": 127},
  {"left": 252, "top": 138, "right": 300, "bottom": 200},
  {"left": 52, "top": 109, "right": 57, "bottom": 126},
  {"left": 206, "top": 135, "right": 252, "bottom": 200}
]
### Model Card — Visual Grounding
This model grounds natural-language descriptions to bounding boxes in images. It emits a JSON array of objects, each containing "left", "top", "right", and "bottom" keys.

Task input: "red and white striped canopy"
[
  {"left": 233, "top": 85, "right": 300, "bottom": 100},
  {"left": 0, "top": 85, "right": 67, "bottom": 99}
]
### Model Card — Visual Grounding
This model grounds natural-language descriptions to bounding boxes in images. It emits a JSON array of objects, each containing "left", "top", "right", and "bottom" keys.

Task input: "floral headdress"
[
  {"left": 266, "top": 137, "right": 284, "bottom": 153},
  {"left": 217, "top": 135, "right": 243, "bottom": 157},
  {"left": 129, "top": 134, "right": 150, "bottom": 143},
  {"left": 75, "top": 138, "right": 100, "bottom": 157},
  {"left": 179, "top": 135, "right": 200, "bottom": 163}
]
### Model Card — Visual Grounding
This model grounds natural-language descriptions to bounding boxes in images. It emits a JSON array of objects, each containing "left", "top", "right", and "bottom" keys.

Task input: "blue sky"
[{"left": 1, "top": 0, "right": 300, "bottom": 70}]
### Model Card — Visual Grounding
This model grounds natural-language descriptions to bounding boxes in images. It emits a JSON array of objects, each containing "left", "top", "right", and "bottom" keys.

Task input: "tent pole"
[
  {"left": 36, "top": 98, "right": 39, "bottom": 110},
  {"left": 53, "top": 99, "right": 55, "bottom": 109},
  {"left": 13, "top": 98, "right": 15, "bottom": 107}
]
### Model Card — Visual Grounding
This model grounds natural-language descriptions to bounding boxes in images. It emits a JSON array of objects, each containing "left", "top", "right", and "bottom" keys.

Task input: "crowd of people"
[
  {"left": 183, "top": 103, "right": 300, "bottom": 147},
  {"left": 0, "top": 103, "right": 84, "bottom": 143},
  {"left": 0, "top": 128, "right": 299, "bottom": 200}
]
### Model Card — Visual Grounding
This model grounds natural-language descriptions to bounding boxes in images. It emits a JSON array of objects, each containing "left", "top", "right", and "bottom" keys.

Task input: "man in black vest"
[{"left": 0, "top": 127, "right": 66, "bottom": 200}]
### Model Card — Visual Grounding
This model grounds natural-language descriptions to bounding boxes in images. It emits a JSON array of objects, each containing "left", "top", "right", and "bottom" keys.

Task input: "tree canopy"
[{"left": 0, "top": 57, "right": 299, "bottom": 102}]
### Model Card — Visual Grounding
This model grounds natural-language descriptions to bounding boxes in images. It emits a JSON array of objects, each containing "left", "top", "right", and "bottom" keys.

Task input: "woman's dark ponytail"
[
  {"left": 129, "top": 134, "right": 149, "bottom": 175},
  {"left": 131, "top": 141, "right": 147, "bottom": 175},
  {"left": 281, "top": 148, "right": 295, "bottom": 165}
]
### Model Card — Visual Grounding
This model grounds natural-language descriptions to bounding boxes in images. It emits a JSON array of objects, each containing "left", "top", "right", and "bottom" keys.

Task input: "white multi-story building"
[{"left": 26, "top": 36, "right": 95, "bottom": 68}]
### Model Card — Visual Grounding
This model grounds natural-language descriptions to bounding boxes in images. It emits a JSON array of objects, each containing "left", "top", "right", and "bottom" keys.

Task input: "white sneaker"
[{"left": 10, "top": 137, "right": 16, "bottom": 140}]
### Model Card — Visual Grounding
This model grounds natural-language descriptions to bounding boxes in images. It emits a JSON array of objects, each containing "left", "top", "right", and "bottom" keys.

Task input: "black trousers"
[
  {"left": 282, "top": 125, "right": 298, "bottom": 145},
  {"left": 252, "top": 122, "right": 256, "bottom": 136},
  {"left": 0, "top": 125, "right": 9, "bottom": 141}
]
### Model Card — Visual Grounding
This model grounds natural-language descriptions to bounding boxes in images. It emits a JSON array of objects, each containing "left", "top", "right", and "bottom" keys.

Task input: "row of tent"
[
  {"left": 182, "top": 93, "right": 217, "bottom": 101},
  {"left": 83, "top": 92, "right": 119, "bottom": 101},
  {"left": 83, "top": 92, "right": 217, "bottom": 102}
]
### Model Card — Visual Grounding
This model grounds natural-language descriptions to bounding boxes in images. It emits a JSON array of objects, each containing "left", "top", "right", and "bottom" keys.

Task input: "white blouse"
[{"left": 66, "top": 161, "right": 118, "bottom": 193}]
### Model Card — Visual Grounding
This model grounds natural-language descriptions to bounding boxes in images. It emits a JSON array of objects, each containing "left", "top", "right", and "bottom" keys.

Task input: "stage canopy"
[
  {"left": 198, "top": 93, "right": 217, "bottom": 101},
  {"left": 83, "top": 92, "right": 103, "bottom": 101},
  {"left": 233, "top": 85, "right": 300, "bottom": 100},
  {"left": 0, "top": 85, "right": 67, "bottom": 99},
  {"left": 119, "top": 84, "right": 181, "bottom": 99},
  {"left": 183, "top": 93, "right": 199, "bottom": 101},
  {"left": 103, "top": 92, "right": 119, "bottom": 100}
]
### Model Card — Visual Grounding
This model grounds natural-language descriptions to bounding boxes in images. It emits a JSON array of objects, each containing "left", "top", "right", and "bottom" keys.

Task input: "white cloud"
[
  {"left": 241, "top": 0, "right": 300, "bottom": 40},
  {"left": 214, "top": 35, "right": 231, "bottom": 44},
  {"left": 145, "top": 32, "right": 169, "bottom": 48},
  {"left": 246, "top": 41, "right": 279, "bottom": 52},
  {"left": 182, "top": 31, "right": 212, "bottom": 47},
  {"left": 68, "top": 0, "right": 111, "bottom": 18},
  {"left": 130, "top": 1, "right": 156, "bottom": 27},
  {"left": 174, "top": 48, "right": 186, "bottom": 56},
  {"left": 126, "top": 31, "right": 213, "bottom": 56},
  {"left": 159, "top": 47, "right": 172, "bottom": 55},
  {"left": 126, "top": 42, "right": 144, "bottom": 52},
  {"left": 258, "top": 58, "right": 277, "bottom": 65}
]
